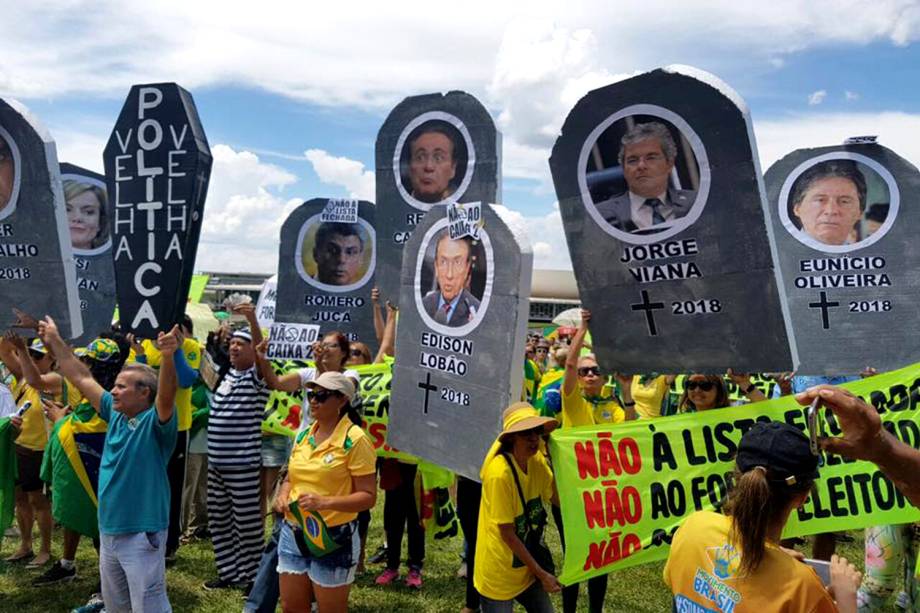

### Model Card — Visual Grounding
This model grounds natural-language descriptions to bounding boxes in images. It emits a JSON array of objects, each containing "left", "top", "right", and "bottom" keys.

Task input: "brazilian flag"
[
  {"left": 0, "top": 418, "right": 17, "bottom": 531},
  {"left": 534, "top": 368, "right": 565, "bottom": 416},
  {"left": 522, "top": 358, "right": 541, "bottom": 402},
  {"left": 40, "top": 403, "right": 106, "bottom": 538},
  {"left": 288, "top": 501, "right": 340, "bottom": 557}
]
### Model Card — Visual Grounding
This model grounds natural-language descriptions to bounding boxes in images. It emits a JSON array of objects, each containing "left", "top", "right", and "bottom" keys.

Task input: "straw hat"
[{"left": 498, "top": 402, "right": 558, "bottom": 442}]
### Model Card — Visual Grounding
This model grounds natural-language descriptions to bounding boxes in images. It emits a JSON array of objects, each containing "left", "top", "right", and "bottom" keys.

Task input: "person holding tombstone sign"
[
  {"left": 311, "top": 222, "right": 366, "bottom": 286},
  {"left": 595, "top": 122, "right": 696, "bottom": 233},
  {"left": 664, "top": 421, "right": 861, "bottom": 613},
  {"left": 38, "top": 317, "right": 180, "bottom": 613},
  {"left": 0, "top": 132, "right": 13, "bottom": 214},
  {"left": 790, "top": 160, "right": 866, "bottom": 246},
  {"left": 64, "top": 179, "right": 109, "bottom": 251},
  {"left": 408, "top": 124, "right": 458, "bottom": 203},
  {"left": 423, "top": 234, "right": 480, "bottom": 327},
  {"left": 474, "top": 403, "right": 561, "bottom": 613}
]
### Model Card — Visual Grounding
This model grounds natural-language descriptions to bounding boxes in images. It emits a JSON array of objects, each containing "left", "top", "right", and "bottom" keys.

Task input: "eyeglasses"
[
  {"left": 535, "top": 347, "right": 549, "bottom": 354},
  {"left": 321, "top": 342, "right": 340, "bottom": 351},
  {"left": 308, "top": 389, "right": 341, "bottom": 404},
  {"left": 686, "top": 381, "right": 715, "bottom": 391},
  {"left": 577, "top": 366, "right": 601, "bottom": 377}
]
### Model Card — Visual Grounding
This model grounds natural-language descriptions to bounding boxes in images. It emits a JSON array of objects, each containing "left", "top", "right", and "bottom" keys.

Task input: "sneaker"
[
  {"left": 368, "top": 544, "right": 387, "bottom": 564},
  {"left": 896, "top": 591, "right": 911, "bottom": 610},
  {"left": 32, "top": 561, "right": 76, "bottom": 586},
  {"left": 71, "top": 594, "right": 104, "bottom": 613},
  {"left": 405, "top": 568, "right": 422, "bottom": 589},
  {"left": 203, "top": 577, "right": 237, "bottom": 590},
  {"left": 375, "top": 568, "right": 399, "bottom": 586}
]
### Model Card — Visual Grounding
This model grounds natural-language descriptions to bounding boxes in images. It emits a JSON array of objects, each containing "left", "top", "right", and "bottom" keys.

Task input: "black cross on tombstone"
[
  {"left": 808, "top": 291, "right": 840, "bottom": 330},
  {"left": 418, "top": 373, "right": 438, "bottom": 414},
  {"left": 631, "top": 290, "right": 666, "bottom": 336}
]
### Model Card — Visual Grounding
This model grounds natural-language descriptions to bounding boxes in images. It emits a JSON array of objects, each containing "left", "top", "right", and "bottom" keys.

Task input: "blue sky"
[{"left": 4, "top": 1, "right": 920, "bottom": 271}]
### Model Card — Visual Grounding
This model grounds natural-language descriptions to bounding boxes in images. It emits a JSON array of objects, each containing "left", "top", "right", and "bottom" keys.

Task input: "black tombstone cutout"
[
  {"left": 374, "top": 91, "right": 500, "bottom": 304},
  {"left": 103, "top": 83, "right": 211, "bottom": 337},
  {"left": 549, "top": 66, "right": 796, "bottom": 373},
  {"left": 275, "top": 199, "right": 377, "bottom": 351},
  {"left": 0, "top": 98, "right": 82, "bottom": 338},
  {"left": 765, "top": 143, "right": 920, "bottom": 374},
  {"left": 59, "top": 163, "right": 116, "bottom": 345},
  {"left": 388, "top": 203, "right": 531, "bottom": 480}
]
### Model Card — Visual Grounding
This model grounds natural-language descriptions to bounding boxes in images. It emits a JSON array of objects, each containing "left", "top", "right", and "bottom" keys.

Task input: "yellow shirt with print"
[
  {"left": 561, "top": 379, "right": 625, "bottom": 428},
  {"left": 631, "top": 375, "right": 670, "bottom": 419},
  {"left": 664, "top": 511, "right": 837, "bottom": 613},
  {"left": 140, "top": 338, "right": 201, "bottom": 431},
  {"left": 286, "top": 416, "right": 376, "bottom": 527},
  {"left": 11, "top": 377, "right": 82, "bottom": 450},
  {"left": 474, "top": 451, "right": 554, "bottom": 601}
]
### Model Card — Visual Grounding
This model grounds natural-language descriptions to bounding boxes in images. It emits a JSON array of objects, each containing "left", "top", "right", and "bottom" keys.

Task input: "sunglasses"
[
  {"left": 321, "top": 342, "right": 341, "bottom": 350},
  {"left": 686, "top": 381, "right": 715, "bottom": 391},
  {"left": 577, "top": 366, "right": 601, "bottom": 377},
  {"left": 308, "top": 389, "right": 341, "bottom": 403},
  {"left": 349, "top": 349, "right": 365, "bottom": 357},
  {"left": 535, "top": 347, "right": 549, "bottom": 353}
]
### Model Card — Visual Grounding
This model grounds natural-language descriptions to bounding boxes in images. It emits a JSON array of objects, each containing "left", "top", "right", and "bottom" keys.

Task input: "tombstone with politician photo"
[
  {"left": 60, "top": 162, "right": 116, "bottom": 344},
  {"left": 275, "top": 198, "right": 377, "bottom": 351},
  {"left": 550, "top": 66, "right": 796, "bottom": 373},
  {"left": 765, "top": 140, "right": 920, "bottom": 374},
  {"left": 0, "top": 97, "right": 82, "bottom": 338},
  {"left": 103, "top": 82, "right": 212, "bottom": 337},
  {"left": 374, "top": 91, "right": 500, "bottom": 304},
  {"left": 388, "top": 202, "right": 531, "bottom": 480}
]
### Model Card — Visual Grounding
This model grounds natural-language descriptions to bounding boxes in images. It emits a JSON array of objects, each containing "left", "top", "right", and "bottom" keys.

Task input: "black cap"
[{"left": 737, "top": 422, "right": 819, "bottom": 486}]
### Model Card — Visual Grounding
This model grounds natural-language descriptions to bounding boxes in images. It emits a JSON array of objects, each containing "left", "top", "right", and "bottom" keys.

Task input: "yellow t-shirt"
[
  {"left": 140, "top": 338, "right": 201, "bottom": 431},
  {"left": 664, "top": 511, "right": 838, "bottom": 613},
  {"left": 473, "top": 452, "right": 554, "bottom": 601},
  {"left": 10, "top": 377, "right": 81, "bottom": 450},
  {"left": 286, "top": 416, "right": 376, "bottom": 527},
  {"left": 631, "top": 375, "right": 670, "bottom": 419},
  {"left": 561, "top": 379, "right": 625, "bottom": 428}
]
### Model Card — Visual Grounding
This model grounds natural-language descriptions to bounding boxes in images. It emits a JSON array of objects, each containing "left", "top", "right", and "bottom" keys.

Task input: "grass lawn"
[{"left": 0, "top": 501, "right": 875, "bottom": 612}]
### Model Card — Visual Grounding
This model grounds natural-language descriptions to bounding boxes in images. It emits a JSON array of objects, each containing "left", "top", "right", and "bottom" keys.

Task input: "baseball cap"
[
  {"left": 75, "top": 338, "right": 121, "bottom": 363},
  {"left": 737, "top": 421, "right": 819, "bottom": 486},
  {"left": 29, "top": 339, "right": 48, "bottom": 355},
  {"left": 231, "top": 328, "right": 253, "bottom": 342},
  {"left": 305, "top": 372, "right": 355, "bottom": 401}
]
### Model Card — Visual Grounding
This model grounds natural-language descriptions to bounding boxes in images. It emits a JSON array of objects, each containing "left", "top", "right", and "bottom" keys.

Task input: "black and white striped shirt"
[{"left": 208, "top": 366, "right": 270, "bottom": 467}]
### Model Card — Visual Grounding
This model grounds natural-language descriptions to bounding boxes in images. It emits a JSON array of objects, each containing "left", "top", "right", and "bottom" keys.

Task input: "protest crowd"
[{"left": 3, "top": 67, "right": 920, "bottom": 613}]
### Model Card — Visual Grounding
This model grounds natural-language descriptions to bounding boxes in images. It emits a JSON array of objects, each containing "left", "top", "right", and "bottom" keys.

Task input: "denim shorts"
[
  {"left": 261, "top": 434, "right": 292, "bottom": 468},
  {"left": 277, "top": 519, "right": 360, "bottom": 587}
]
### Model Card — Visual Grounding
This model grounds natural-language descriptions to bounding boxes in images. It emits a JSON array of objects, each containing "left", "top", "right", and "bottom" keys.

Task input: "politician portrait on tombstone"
[
  {"left": 295, "top": 215, "right": 375, "bottom": 292},
  {"left": 397, "top": 118, "right": 470, "bottom": 207},
  {"left": 63, "top": 177, "right": 110, "bottom": 254},
  {"left": 416, "top": 223, "right": 490, "bottom": 332},
  {"left": 782, "top": 156, "right": 894, "bottom": 250},
  {"left": 0, "top": 129, "right": 18, "bottom": 218},
  {"left": 583, "top": 114, "right": 704, "bottom": 239}
]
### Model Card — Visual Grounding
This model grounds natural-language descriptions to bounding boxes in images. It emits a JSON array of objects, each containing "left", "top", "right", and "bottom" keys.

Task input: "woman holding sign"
[
  {"left": 664, "top": 421, "right": 861, "bottom": 612},
  {"left": 272, "top": 372, "right": 376, "bottom": 612}
]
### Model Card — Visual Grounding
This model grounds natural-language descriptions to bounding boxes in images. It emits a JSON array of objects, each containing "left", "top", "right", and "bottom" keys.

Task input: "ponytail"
[{"left": 724, "top": 467, "right": 812, "bottom": 576}]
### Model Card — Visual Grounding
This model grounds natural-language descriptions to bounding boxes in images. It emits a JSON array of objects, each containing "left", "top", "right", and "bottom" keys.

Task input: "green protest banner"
[{"left": 549, "top": 363, "right": 920, "bottom": 585}]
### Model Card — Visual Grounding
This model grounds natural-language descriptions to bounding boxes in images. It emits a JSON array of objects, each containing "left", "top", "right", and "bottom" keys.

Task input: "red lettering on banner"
[
  {"left": 583, "top": 531, "right": 642, "bottom": 570},
  {"left": 575, "top": 441, "right": 599, "bottom": 479},
  {"left": 575, "top": 436, "right": 643, "bottom": 480},
  {"left": 368, "top": 422, "right": 387, "bottom": 450},
  {"left": 582, "top": 482, "right": 643, "bottom": 529}
]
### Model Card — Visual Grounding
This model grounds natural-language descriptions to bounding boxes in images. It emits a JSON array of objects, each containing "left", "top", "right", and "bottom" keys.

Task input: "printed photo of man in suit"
[
  {"left": 422, "top": 232, "right": 480, "bottom": 327},
  {"left": 594, "top": 121, "right": 696, "bottom": 234}
]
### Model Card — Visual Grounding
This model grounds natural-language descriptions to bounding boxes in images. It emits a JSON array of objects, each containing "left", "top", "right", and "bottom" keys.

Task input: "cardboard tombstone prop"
[
  {"left": 388, "top": 202, "right": 531, "bottom": 480},
  {"left": 275, "top": 199, "right": 377, "bottom": 353},
  {"left": 60, "top": 163, "right": 116, "bottom": 345},
  {"left": 374, "top": 91, "right": 500, "bottom": 304},
  {"left": 0, "top": 98, "right": 82, "bottom": 338},
  {"left": 549, "top": 65, "right": 796, "bottom": 373},
  {"left": 103, "top": 83, "right": 211, "bottom": 337},
  {"left": 765, "top": 141, "right": 919, "bottom": 374}
]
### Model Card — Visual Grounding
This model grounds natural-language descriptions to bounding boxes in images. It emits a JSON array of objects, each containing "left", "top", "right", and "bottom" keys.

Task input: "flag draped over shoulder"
[
  {"left": 0, "top": 417, "right": 17, "bottom": 531},
  {"left": 41, "top": 403, "right": 106, "bottom": 538}
]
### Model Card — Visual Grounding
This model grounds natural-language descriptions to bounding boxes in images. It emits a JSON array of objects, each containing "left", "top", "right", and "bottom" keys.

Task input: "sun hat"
[{"left": 497, "top": 402, "right": 558, "bottom": 442}]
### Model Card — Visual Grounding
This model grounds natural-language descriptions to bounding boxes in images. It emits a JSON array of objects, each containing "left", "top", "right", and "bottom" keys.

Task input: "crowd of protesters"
[{"left": 0, "top": 293, "right": 917, "bottom": 613}]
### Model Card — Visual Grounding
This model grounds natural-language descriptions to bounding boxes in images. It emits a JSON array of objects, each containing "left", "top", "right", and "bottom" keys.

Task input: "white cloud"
[
  {"left": 195, "top": 144, "right": 301, "bottom": 273},
  {"left": 808, "top": 89, "right": 827, "bottom": 105},
  {"left": 304, "top": 149, "right": 375, "bottom": 201},
  {"left": 492, "top": 203, "right": 571, "bottom": 270},
  {"left": 845, "top": 90, "right": 861, "bottom": 101}
]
